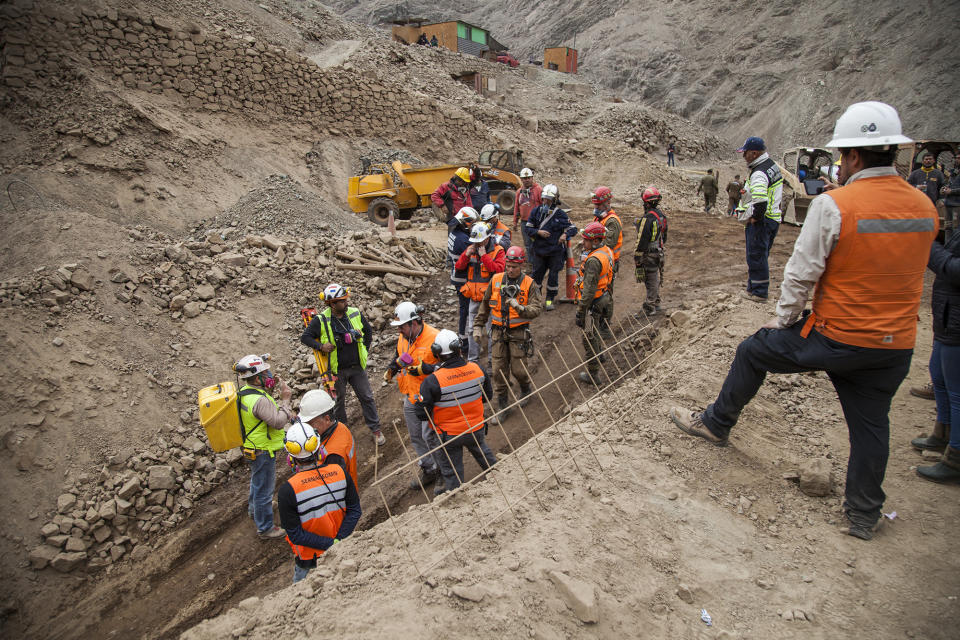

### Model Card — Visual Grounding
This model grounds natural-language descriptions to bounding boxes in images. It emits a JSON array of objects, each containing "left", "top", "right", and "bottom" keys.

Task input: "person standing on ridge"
[
  {"left": 634, "top": 187, "right": 669, "bottom": 315},
  {"left": 736, "top": 136, "right": 784, "bottom": 302}
]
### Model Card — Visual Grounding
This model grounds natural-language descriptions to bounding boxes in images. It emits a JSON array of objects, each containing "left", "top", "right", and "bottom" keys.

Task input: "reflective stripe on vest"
[
  {"left": 430, "top": 363, "right": 485, "bottom": 436},
  {"left": 316, "top": 307, "right": 368, "bottom": 374},
  {"left": 397, "top": 324, "right": 440, "bottom": 402},
  {"left": 239, "top": 385, "right": 285, "bottom": 453},
  {"left": 460, "top": 244, "right": 504, "bottom": 301},
  {"left": 750, "top": 156, "right": 784, "bottom": 222},
  {"left": 802, "top": 176, "right": 938, "bottom": 349},
  {"left": 489, "top": 272, "right": 533, "bottom": 327},
  {"left": 321, "top": 422, "right": 358, "bottom": 488},
  {"left": 493, "top": 221, "right": 510, "bottom": 245},
  {"left": 285, "top": 464, "right": 348, "bottom": 561},
  {"left": 575, "top": 245, "right": 614, "bottom": 300},
  {"left": 598, "top": 210, "right": 623, "bottom": 262}
]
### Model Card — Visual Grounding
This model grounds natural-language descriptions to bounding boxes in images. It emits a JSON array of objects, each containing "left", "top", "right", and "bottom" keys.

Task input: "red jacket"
[
  {"left": 431, "top": 181, "right": 473, "bottom": 220},
  {"left": 514, "top": 183, "right": 543, "bottom": 223},
  {"left": 455, "top": 241, "right": 506, "bottom": 275}
]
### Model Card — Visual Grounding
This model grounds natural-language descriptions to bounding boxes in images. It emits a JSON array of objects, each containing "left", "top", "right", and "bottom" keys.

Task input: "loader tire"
[
  {"left": 495, "top": 189, "right": 516, "bottom": 212},
  {"left": 367, "top": 197, "right": 399, "bottom": 227}
]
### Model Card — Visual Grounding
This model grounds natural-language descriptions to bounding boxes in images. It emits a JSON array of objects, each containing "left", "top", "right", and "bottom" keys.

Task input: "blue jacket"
[
  {"left": 469, "top": 180, "right": 490, "bottom": 211},
  {"left": 525, "top": 204, "right": 577, "bottom": 256},
  {"left": 448, "top": 227, "right": 471, "bottom": 285}
]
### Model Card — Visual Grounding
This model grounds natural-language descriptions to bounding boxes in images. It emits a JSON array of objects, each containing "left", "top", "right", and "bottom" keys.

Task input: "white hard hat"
[
  {"left": 431, "top": 329, "right": 462, "bottom": 357},
  {"left": 454, "top": 206, "right": 479, "bottom": 227},
  {"left": 236, "top": 354, "right": 270, "bottom": 379},
  {"left": 298, "top": 389, "right": 336, "bottom": 423},
  {"left": 479, "top": 203, "right": 499, "bottom": 222},
  {"left": 519, "top": 167, "right": 534, "bottom": 178},
  {"left": 542, "top": 184, "right": 559, "bottom": 200},
  {"left": 283, "top": 419, "right": 323, "bottom": 460},
  {"left": 469, "top": 221, "right": 491, "bottom": 244},
  {"left": 321, "top": 283, "right": 349, "bottom": 302},
  {"left": 390, "top": 300, "right": 422, "bottom": 326},
  {"left": 825, "top": 101, "right": 913, "bottom": 149}
]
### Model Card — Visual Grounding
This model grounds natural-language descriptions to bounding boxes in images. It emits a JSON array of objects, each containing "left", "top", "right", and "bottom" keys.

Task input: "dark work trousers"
[
  {"left": 744, "top": 217, "right": 780, "bottom": 298},
  {"left": 700, "top": 318, "right": 912, "bottom": 528},
  {"left": 531, "top": 251, "right": 565, "bottom": 301},
  {"left": 436, "top": 429, "right": 498, "bottom": 491},
  {"left": 457, "top": 291, "right": 471, "bottom": 337},
  {"left": 520, "top": 227, "right": 533, "bottom": 263},
  {"left": 333, "top": 366, "right": 380, "bottom": 433}
]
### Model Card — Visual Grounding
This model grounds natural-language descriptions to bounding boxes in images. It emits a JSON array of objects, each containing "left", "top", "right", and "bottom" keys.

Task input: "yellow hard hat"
[{"left": 454, "top": 167, "right": 471, "bottom": 182}]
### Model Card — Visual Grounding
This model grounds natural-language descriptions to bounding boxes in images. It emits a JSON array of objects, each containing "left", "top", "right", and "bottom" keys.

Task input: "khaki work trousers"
[
  {"left": 583, "top": 293, "right": 614, "bottom": 376},
  {"left": 490, "top": 326, "right": 532, "bottom": 398}
]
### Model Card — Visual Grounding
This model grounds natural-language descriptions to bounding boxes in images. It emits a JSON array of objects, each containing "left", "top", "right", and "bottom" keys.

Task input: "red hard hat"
[
  {"left": 591, "top": 186, "right": 612, "bottom": 205},
  {"left": 581, "top": 221, "right": 607, "bottom": 240},
  {"left": 505, "top": 245, "right": 526, "bottom": 262},
  {"left": 641, "top": 187, "right": 661, "bottom": 204}
]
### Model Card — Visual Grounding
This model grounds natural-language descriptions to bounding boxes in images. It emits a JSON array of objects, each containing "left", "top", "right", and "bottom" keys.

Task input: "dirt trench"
[{"left": 36, "top": 208, "right": 797, "bottom": 640}]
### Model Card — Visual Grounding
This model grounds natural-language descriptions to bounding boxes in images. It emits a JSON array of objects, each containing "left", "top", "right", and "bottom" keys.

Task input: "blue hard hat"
[{"left": 736, "top": 137, "right": 766, "bottom": 152}]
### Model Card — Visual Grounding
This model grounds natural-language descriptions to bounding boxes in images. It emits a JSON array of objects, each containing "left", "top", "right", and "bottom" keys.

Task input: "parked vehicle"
[
  {"left": 496, "top": 52, "right": 519, "bottom": 67},
  {"left": 780, "top": 147, "right": 835, "bottom": 225}
]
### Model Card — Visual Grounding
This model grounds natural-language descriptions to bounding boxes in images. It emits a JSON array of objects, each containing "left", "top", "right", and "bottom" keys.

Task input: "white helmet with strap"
[
  {"left": 284, "top": 419, "right": 324, "bottom": 460},
  {"left": 431, "top": 329, "right": 462, "bottom": 357},
  {"left": 469, "top": 222, "right": 491, "bottom": 244},
  {"left": 390, "top": 300, "right": 422, "bottom": 326},
  {"left": 519, "top": 167, "right": 534, "bottom": 178},
  {"left": 542, "top": 184, "right": 559, "bottom": 200},
  {"left": 826, "top": 101, "right": 913, "bottom": 149},
  {"left": 235, "top": 354, "right": 271, "bottom": 379},
  {"left": 480, "top": 203, "right": 499, "bottom": 222},
  {"left": 298, "top": 389, "right": 336, "bottom": 423}
]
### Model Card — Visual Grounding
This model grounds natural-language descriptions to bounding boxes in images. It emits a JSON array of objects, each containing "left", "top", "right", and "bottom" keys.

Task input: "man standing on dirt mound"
[
  {"left": 235, "top": 354, "right": 295, "bottom": 539},
  {"left": 669, "top": 101, "right": 939, "bottom": 541},
  {"left": 576, "top": 222, "right": 615, "bottom": 386},
  {"left": 737, "top": 136, "right": 784, "bottom": 303},
  {"left": 300, "top": 283, "right": 385, "bottom": 446},
  {"left": 278, "top": 419, "right": 360, "bottom": 583},
  {"left": 474, "top": 245, "right": 543, "bottom": 420},
  {"left": 384, "top": 301, "right": 442, "bottom": 490},
  {"left": 525, "top": 184, "right": 577, "bottom": 311}
]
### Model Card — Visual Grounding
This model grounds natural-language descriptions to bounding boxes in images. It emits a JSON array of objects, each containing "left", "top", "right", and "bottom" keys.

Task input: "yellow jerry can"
[{"left": 198, "top": 380, "right": 243, "bottom": 452}]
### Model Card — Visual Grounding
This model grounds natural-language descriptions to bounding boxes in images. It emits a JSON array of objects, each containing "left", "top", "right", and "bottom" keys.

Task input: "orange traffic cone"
[{"left": 557, "top": 239, "right": 577, "bottom": 303}]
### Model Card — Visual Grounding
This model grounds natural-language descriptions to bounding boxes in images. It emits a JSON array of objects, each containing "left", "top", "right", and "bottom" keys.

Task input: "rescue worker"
[
  {"left": 431, "top": 167, "right": 473, "bottom": 222},
  {"left": 669, "top": 101, "right": 939, "bottom": 541},
  {"left": 235, "top": 354, "right": 294, "bottom": 539},
  {"left": 575, "top": 222, "right": 615, "bottom": 385},
  {"left": 907, "top": 152, "right": 946, "bottom": 205},
  {"left": 468, "top": 165, "right": 490, "bottom": 211},
  {"left": 448, "top": 207, "right": 479, "bottom": 344},
  {"left": 474, "top": 245, "right": 543, "bottom": 417},
  {"left": 456, "top": 222, "right": 505, "bottom": 366},
  {"left": 667, "top": 140, "right": 676, "bottom": 167},
  {"left": 726, "top": 174, "right": 742, "bottom": 216},
  {"left": 415, "top": 329, "right": 497, "bottom": 495},
  {"left": 481, "top": 203, "right": 512, "bottom": 251},
  {"left": 525, "top": 184, "right": 577, "bottom": 311},
  {"left": 942, "top": 165, "right": 960, "bottom": 241},
  {"left": 278, "top": 420, "right": 360, "bottom": 583},
  {"left": 634, "top": 187, "right": 669, "bottom": 315},
  {"left": 737, "top": 136, "right": 783, "bottom": 302},
  {"left": 300, "top": 283, "right": 384, "bottom": 445},
  {"left": 591, "top": 186, "right": 623, "bottom": 277},
  {"left": 513, "top": 168, "right": 542, "bottom": 261},
  {"left": 384, "top": 301, "right": 442, "bottom": 489},
  {"left": 297, "top": 389, "right": 358, "bottom": 488},
  {"left": 697, "top": 168, "right": 719, "bottom": 213}
]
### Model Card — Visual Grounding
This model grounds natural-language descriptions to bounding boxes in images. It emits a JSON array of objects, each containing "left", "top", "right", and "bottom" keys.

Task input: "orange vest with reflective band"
[
  {"left": 801, "top": 176, "right": 938, "bottom": 349},
  {"left": 321, "top": 422, "right": 357, "bottom": 488},
  {"left": 493, "top": 221, "right": 509, "bottom": 244},
  {"left": 429, "top": 362, "right": 485, "bottom": 436},
  {"left": 576, "top": 245, "right": 614, "bottom": 300},
  {"left": 597, "top": 209, "right": 622, "bottom": 262},
  {"left": 460, "top": 245, "right": 505, "bottom": 301},
  {"left": 489, "top": 272, "right": 534, "bottom": 328},
  {"left": 397, "top": 324, "right": 440, "bottom": 402},
  {"left": 285, "top": 464, "right": 348, "bottom": 561}
]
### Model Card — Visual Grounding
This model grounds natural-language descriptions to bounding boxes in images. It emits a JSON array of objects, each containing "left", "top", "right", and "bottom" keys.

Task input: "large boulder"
[{"left": 29, "top": 545, "right": 59, "bottom": 569}]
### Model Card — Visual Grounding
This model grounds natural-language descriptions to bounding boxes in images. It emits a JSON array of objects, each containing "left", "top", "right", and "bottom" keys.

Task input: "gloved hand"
[
  {"left": 575, "top": 311, "right": 585, "bottom": 328},
  {"left": 508, "top": 298, "right": 523, "bottom": 311},
  {"left": 383, "top": 369, "right": 395, "bottom": 383},
  {"left": 472, "top": 326, "right": 483, "bottom": 342},
  {"left": 414, "top": 403, "right": 428, "bottom": 421},
  {"left": 635, "top": 266, "right": 645, "bottom": 283}
]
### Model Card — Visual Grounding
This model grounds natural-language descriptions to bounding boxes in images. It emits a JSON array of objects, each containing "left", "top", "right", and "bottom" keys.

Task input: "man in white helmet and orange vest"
[
  {"left": 456, "top": 221, "right": 505, "bottom": 367},
  {"left": 480, "top": 203, "right": 512, "bottom": 251},
  {"left": 575, "top": 222, "right": 615, "bottom": 386},
  {"left": 297, "top": 389, "right": 358, "bottom": 489},
  {"left": 384, "top": 301, "right": 442, "bottom": 489},
  {"left": 669, "top": 102, "right": 939, "bottom": 541},
  {"left": 278, "top": 418, "right": 360, "bottom": 583},
  {"left": 415, "top": 329, "right": 497, "bottom": 495}
]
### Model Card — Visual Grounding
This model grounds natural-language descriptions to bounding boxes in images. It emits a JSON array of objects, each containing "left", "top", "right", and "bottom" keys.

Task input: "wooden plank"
[{"left": 335, "top": 262, "right": 430, "bottom": 277}]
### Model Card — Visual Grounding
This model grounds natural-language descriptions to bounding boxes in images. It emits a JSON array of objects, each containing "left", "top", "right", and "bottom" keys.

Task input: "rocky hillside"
[{"left": 329, "top": 0, "right": 960, "bottom": 152}]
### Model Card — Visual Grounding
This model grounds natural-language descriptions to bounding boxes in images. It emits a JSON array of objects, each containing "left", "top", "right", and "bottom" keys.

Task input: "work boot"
[
  {"left": 578, "top": 371, "right": 598, "bottom": 386},
  {"left": 545, "top": 299, "right": 556, "bottom": 311},
  {"left": 740, "top": 290, "right": 767, "bottom": 303},
  {"left": 840, "top": 517, "right": 884, "bottom": 541},
  {"left": 373, "top": 430, "right": 386, "bottom": 446},
  {"left": 408, "top": 467, "right": 438, "bottom": 490},
  {"left": 668, "top": 407, "right": 728, "bottom": 446},
  {"left": 916, "top": 446, "right": 960, "bottom": 484},
  {"left": 258, "top": 526, "right": 285, "bottom": 540},
  {"left": 518, "top": 384, "right": 533, "bottom": 408},
  {"left": 641, "top": 303, "right": 655, "bottom": 315},
  {"left": 434, "top": 484, "right": 449, "bottom": 497},
  {"left": 911, "top": 421, "right": 950, "bottom": 452},
  {"left": 909, "top": 382, "right": 935, "bottom": 400},
  {"left": 496, "top": 394, "right": 511, "bottom": 418}
]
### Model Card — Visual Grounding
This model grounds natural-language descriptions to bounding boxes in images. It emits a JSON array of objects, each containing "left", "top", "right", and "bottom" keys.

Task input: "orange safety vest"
[
  {"left": 397, "top": 324, "right": 440, "bottom": 402},
  {"left": 460, "top": 245, "right": 505, "bottom": 301},
  {"left": 493, "top": 221, "right": 510, "bottom": 245},
  {"left": 597, "top": 209, "right": 623, "bottom": 262},
  {"left": 321, "top": 422, "right": 357, "bottom": 488},
  {"left": 575, "top": 245, "right": 614, "bottom": 301},
  {"left": 489, "top": 272, "right": 534, "bottom": 328},
  {"left": 429, "top": 362, "right": 486, "bottom": 436},
  {"left": 801, "top": 175, "right": 938, "bottom": 349},
  {"left": 284, "top": 464, "right": 348, "bottom": 561}
]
